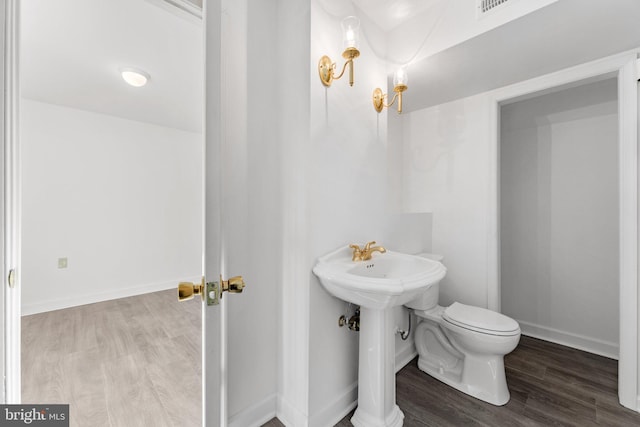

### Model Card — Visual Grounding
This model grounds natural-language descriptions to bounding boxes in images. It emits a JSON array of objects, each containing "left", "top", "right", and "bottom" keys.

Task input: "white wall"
[
  {"left": 500, "top": 78, "right": 619, "bottom": 358},
  {"left": 385, "top": 0, "right": 558, "bottom": 66},
  {"left": 398, "top": 93, "right": 492, "bottom": 308},
  {"left": 397, "top": 78, "right": 620, "bottom": 352},
  {"left": 276, "top": 0, "right": 312, "bottom": 424},
  {"left": 20, "top": 99, "right": 202, "bottom": 314},
  {"left": 223, "top": 0, "right": 280, "bottom": 424},
  {"left": 303, "top": 2, "right": 433, "bottom": 425},
  {"left": 398, "top": 70, "right": 622, "bottom": 353}
]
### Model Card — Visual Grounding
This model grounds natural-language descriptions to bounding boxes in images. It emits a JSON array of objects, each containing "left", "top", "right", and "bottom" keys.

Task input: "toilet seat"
[{"left": 442, "top": 302, "right": 520, "bottom": 336}]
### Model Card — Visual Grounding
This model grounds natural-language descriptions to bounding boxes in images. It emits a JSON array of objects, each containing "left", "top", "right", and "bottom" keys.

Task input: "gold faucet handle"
[
  {"left": 349, "top": 244, "right": 363, "bottom": 261},
  {"left": 364, "top": 241, "right": 376, "bottom": 251}
]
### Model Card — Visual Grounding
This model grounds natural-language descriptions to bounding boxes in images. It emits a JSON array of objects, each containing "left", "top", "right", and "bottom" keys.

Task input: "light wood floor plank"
[{"left": 22, "top": 289, "right": 202, "bottom": 427}]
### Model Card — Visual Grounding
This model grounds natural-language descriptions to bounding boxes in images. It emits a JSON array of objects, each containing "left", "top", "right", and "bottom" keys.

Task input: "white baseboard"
[
  {"left": 308, "top": 381, "right": 358, "bottom": 427},
  {"left": 395, "top": 338, "right": 418, "bottom": 373},
  {"left": 518, "top": 320, "right": 619, "bottom": 360},
  {"left": 229, "top": 393, "right": 277, "bottom": 427},
  {"left": 304, "top": 341, "right": 417, "bottom": 427},
  {"left": 21, "top": 276, "right": 200, "bottom": 316},
  {"left": 276, "top": 395, "right": 309, "bottom": 427}
]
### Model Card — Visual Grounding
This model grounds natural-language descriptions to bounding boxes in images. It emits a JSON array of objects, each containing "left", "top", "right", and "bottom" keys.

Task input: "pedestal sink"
[{"left": 313, "top": 246, "right": 446, "bottom": 427}]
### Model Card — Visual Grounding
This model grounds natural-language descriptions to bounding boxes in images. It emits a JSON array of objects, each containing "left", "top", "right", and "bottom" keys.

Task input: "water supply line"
[
  {"left": 339, "top": 303, "right": 360, "bottom": 332},
  {"left": 396, "top": 310, "right": 412, "bottom": 341},
  {"left": 348, "top": 308, "right": 360, "bottom": 332}
]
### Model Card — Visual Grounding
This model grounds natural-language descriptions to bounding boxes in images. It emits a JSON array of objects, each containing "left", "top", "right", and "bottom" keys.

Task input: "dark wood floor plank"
[{"left": 263, "top": 336, "right": 640, "bottom": 427}]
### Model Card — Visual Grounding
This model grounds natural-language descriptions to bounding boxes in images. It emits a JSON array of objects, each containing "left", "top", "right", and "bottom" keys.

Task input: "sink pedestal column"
[{"left": 351, "top": 307, "right": 404, "bottom": 427}]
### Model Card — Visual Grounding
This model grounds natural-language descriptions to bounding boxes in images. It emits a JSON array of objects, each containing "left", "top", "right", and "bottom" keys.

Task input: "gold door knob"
[
  {"left": 178, "top": 276, "right": 245, "bottom": 305},
  {"left": 178, "top": 278, "right": 205, "bottom": 302},
  {"left": 221, "top": 275, "right": 245, "bottom": 294}
]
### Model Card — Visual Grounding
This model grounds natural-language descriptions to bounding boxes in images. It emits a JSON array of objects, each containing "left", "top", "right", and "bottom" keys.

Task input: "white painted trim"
[
  {"left": 487, "top": 96, "right": 500, "bottom": 312},
  {"left": 3, "top": 0, "right": 20, "bottom": 404},
  {"left": 276, "top": 396, "right": 308, "bottom": 427},
  {"left": 1, "top": 0, "right": 6, "bottom": 404},
  {"left": 487, "top": 48, "right": 640, "bottom": 412},
  {"left": 308, "top": 381, "right": 358, "bottom": 427},
  {"left": 518, "top": 322, "right": 618, "bottom": 360},
  {"left": 299, "top": 343, "right": 417, "bottom": 427},
  {"left": 618, "top": 56, "right": 639, "bottom": 411},
  {"left": 203, "top": 0, "right": 224, "bottom": 425},
  {"left": 395, "top": 340, "right": 418, "bottom": 373},
  {"left": 228, "top": 393, "right": 277, "bottom": 427},
  {"left": 20, "top": 276, "right": 199, "bottom": 316},
  {"left": 276, "top": 1, "right": 311, "bottom": 425},
  {"left": 636, "top": 58, "right": 640, "bottom": 81}
]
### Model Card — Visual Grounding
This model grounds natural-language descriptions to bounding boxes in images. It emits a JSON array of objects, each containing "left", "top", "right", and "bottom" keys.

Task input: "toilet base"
[
  {"left": 414, "top": 318, "right": 513, "bottom": 406},
  {"left": 417, "top": 356, "right": 510, "bottom": 406}
]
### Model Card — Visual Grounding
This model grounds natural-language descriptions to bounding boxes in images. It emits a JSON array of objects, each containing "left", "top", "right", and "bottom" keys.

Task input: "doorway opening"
[
  {"left": 499, "top": 77, "right": 619, "bottom": 359},
  {"left": 19, "top": 0, "right": 204, "bottom": 424},
  {"left": 489, "top": 57, "right": 639, "bottom": 410}
]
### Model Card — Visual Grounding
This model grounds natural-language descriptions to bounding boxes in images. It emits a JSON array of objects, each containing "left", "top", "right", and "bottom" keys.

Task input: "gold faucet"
[{"left": 349, "top": 241, "right": 386, "bottom": 261}]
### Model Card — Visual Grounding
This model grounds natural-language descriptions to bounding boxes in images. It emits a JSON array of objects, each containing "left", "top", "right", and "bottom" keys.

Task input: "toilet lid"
[{"left": 442, "top": 302, "right": 520, "bottom": 336}]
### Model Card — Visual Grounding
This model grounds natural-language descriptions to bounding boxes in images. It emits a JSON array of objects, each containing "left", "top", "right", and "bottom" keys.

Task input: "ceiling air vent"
[{"left": 478, "top": 0, "right": 511, "bottom": 15}]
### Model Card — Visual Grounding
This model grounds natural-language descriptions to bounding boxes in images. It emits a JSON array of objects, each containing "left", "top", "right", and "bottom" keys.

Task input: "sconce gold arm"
[
  {"left": 318, "top": 48, "right": 360, "bottom": 87},
  {"left": 372, "top": 84, "right": 408, "bottom": 114}
]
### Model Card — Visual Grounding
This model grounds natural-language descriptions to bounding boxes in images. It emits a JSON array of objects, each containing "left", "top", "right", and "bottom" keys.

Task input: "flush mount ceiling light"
[{"left": 120, "top": 68, "right": 150, "bottom": 87}]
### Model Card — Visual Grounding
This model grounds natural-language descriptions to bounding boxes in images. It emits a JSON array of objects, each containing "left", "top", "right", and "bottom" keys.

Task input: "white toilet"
[{"left": 405, "top": 254, "right": 521, "bottom": 406}]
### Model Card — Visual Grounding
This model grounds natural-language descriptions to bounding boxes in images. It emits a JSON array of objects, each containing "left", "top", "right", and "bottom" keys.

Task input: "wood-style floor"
[
  {"left": 24, "top": 294, "right": 640, "bottom": 427},
  {"left": 265, "top": 336, "right": 640, "bottom": 427},
  {"left": 22, "top": 289, "right": 201, "bottom": 427}
]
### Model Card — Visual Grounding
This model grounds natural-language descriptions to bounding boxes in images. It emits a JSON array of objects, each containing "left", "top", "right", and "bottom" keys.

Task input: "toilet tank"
[{"left": 404, "top": 253, "right": 444, "bottom": 310}]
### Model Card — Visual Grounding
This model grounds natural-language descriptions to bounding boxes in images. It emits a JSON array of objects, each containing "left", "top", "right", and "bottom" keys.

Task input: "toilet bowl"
[{"left": 406, "top": 254, "right": 521, "bottom": 406}]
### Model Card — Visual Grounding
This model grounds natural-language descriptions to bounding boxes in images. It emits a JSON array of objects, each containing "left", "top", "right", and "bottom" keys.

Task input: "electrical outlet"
[{"left": 58, "top": 257, "right": 68, "bottom": 269}]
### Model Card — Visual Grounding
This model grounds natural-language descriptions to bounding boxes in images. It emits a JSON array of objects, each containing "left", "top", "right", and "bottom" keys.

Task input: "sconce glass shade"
[
  {"left": 318, "top": 16, "right": 360, "bottom": 87},
  {"left": 393, "top": 68, "right": 408, "bottom": 90},
  {"left": 341, "top": 16, "right": 360, "bottom": 51},
  {"left": 373, "top": 67, "right": 409, "bottom": 114}
]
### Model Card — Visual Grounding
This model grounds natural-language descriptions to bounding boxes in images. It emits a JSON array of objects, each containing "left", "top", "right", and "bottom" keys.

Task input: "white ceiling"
[
  {"left": 21, "top": 0, "right": 203, "bottom": 133},
  {"left": 352, "top": 0, "right": 442, "bottom": 32},
  {"left": 21, "top": 0, "right": 640, "bottom": 130},
  {"left": 401, "top": 0, "right": 640, "bottom": 112}
]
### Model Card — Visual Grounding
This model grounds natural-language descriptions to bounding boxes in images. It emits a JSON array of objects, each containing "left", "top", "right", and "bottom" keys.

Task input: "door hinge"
[{"left": 7, "top": 269, "right": 16, "bottom": 288}]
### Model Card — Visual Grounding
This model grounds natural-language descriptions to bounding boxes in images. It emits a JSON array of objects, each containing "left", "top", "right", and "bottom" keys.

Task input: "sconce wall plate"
[
  {"left": 318, "top": 48, "right": 361, "bottom": 87},
  {"left": 319, "top": 55, "right": 335, "bottom": 87},
  {"left": 372, "top": 84, "right": 408, "bottom": 114},
  {"left": 372, "top": 88, "right": 384, "bottom": 113}
]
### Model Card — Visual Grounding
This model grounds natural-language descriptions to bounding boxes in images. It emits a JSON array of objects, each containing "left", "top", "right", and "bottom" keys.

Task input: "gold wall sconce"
[
  {"left": 373, "top": 68, "right": 408, "bottom": 114},
  {"left": 318, "top": 16, "right": 360, "bottom": 87}
]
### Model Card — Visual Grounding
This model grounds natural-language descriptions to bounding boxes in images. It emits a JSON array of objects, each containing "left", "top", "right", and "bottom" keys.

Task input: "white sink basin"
[
  {"left": 313, "top": 245, "right": 446, "bottom": 309},
  {"left": 313, "top": 245, "right": 447, "bottom": 426}
]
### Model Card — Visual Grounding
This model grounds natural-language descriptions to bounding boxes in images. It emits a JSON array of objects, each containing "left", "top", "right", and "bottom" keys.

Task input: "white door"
[
  {"left": 183, "top": 0, "right": 253, "bottom": 424},
  {"left": 2, "top": 0, "right": 21, "bottom": 404},
  {"left": 1, "top": 1, "right": 244, "bottom": 424},
  {"left": 173, "top": 0, "right": 245, "bottom": 424},
  {"left": 203, "top": 0, "right": 224, "bottom": 423}
]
